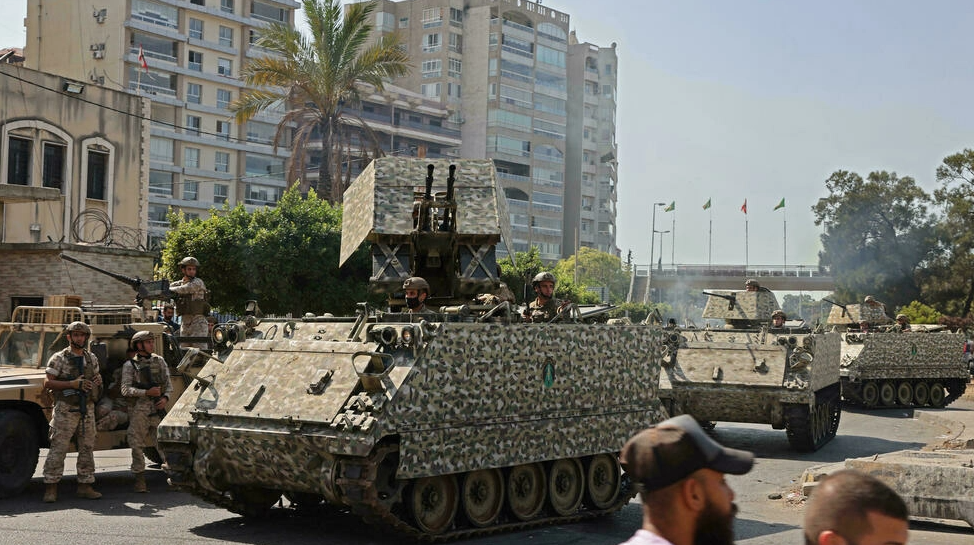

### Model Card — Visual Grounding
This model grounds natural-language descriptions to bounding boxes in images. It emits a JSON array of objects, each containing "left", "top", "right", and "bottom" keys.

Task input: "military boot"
[
  {"left": 43, "top": 483, "right": 57, "bottom": 503},
  {"left": 76, "top": 483, "right": 102, "bottom": 499},
  {"left": 134, "top": 473, "right": 147, "bottom": 493}
]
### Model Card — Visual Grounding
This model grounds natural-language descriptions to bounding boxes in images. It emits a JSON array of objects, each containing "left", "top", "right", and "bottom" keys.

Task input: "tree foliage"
[
  {"left": 230, "top": 0, "right": 411, "bottom": 202},
  {"left": 552, "top": 247, "right": 631, "bottom": 304},
  {"left": 897, "top": 301, "right": 941, "bottom": 325},
  {"left": 160, "top": 189, "right": 374, "bottom": 316},
  {"left": 928, "top": 149, "right": 974, "bottom": 316},
  {"left": 812, "top": 170, "right": 941, "bottom": 310}
]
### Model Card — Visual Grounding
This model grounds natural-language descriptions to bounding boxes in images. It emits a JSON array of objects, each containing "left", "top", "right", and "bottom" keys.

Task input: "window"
[
  {"left": 421, "top": 59, "right": 441, "bottom": 78},
  {"left": 42, "top": 143, "right": 66, "bottom": 190},
  {"left": 188, "top": 51, "right": 202, "bottom": 71},
  {"left": 186, "top": 82, "right": 201, "bottom": 104},
  {"left": 188, "top": 18, "right": 203, "bottom": 40},
  {"left": 219, "top": 26, "right": 233, "bottom": 47},
  {"left": 186, "top": 115, "right": 201, "bottom": 136},
  {"left": 488, "top": 33, "right": 498, "bottom": 49},
  {"left": 86, "top": 150, "right": 108, "bottom": 200},
  {"left": 214, "top": 151, "right": 230, "bottom": 172},
  {"left": 251, "top": 1, "right": 285, "bottom": 22},
  {"left": 132, "top": 0, "right": 177, "bottom": 29},
  {"left": 420, "top": 82, "right": 440, "bottom": 99},
  {"left": 183, "top": 180, "right": 199, "bottom": 201},
  {"left": 536, "top": 45, "right": 565, "bottom": 68},
  {"left": 534, "top": 93, "right": 566, "bottom": 116},
  {"left": 216, "top": 120, "right": 231, "bottom": 140},
  {"left": 448, "top": 58, "right": 461, "bottom": 78},
  {"left": 423, "top": 33, "right": 441, "bottom": 53},
  {"left": 376, "top": 12, "right": 394, "bottom": 32},
  {"left": 447, "top": 82, "right": 461, "bottom": 100},
  {"left": 184, "top": 147, "right": 200, "bottom": 168},
  {"left": 150, "top": 138, "right": 173, "bottom": 162},
  {"left": 7, "top": 137, "right": 31, "bottom": 185},
  {"left": 216, "top": 89, "right": 232, "bottom": 108},
  {"left": 449, "top": 7, "right": 463, "bottom": 25},
  {"left": 533, "top": 119, "right": 566, "bottom": 140},
  {"left": 246, "top": 183, "right": 281, "bottom": 205},
  {"left": 213, "top": 183, "right": 228, "bottom": 204},
  {"left": 190, "top": 0, "right": 204, "bottom": 5},
  {"left": 500, "top": 84, "right": 532, "bottom": 108},
  {"left": 220, "top": 0, "right": 233, "bottom": 13},
  {"left": 487, "top": 109, "right": 531, "bottom": 131},
  {"left": 449, "top": 32, "right": 462, "bottom": 52},
  {"left": 246, "top": 121, "right": 275, "bottom": 144},
  {"left": 245, "top": 153, "right": 284, "bottom": 180},
  {"left": 217, "top": 58, "right": 232, "bottom": 77},
  {"left": 422, "top": 8, "right": 442, "bottom": 28},
  {"left": 399, "top": 17, "right": 408, "bottom": 28},
  {"left": 149, "top": 170, "right": 173, "bottom": 196}
]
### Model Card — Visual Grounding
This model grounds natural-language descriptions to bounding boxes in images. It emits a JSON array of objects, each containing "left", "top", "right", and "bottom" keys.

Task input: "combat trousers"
[
  {"left": 127, "top": 399, "right": 161, "bottom": 473},
  {"left": 43, "top": 402, "right": 96, "bottom": 484}
]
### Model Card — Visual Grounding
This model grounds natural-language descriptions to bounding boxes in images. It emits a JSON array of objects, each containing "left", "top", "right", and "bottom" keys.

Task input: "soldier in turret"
[
  {"left": 121, "top": 330, "right": 173, "bottom": 493},
  {"left": 745, "top": 278, "right": 760, "bottom": 292},
  {"left": 403, "top": 277, "right": 435, "bottom": 315},
  {"left": 169, "top": 256, "right": 209, "bottom": 348},
  {"left": 895, "top": 314, "right": 911, "bottom": 332},
  {"left": 771, "top": 310, "right": 787, "bottom": 330},
  {"left": 41, "top": 321, "right": 103, "bottom": 502},
  {"left": 523, "top": 272, "right": 571, "bottom": 323}
]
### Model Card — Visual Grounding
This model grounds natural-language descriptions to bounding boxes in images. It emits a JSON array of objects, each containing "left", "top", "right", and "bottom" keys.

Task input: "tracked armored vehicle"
[
  {"left": 826, "top": 302, "right": 968, "bottom": 408},
  {"left": 658, "top": 289, "right": 842, "bottom": 451},
  {"left": 157, "top": 158, "right": 666, "bottom": 538}
]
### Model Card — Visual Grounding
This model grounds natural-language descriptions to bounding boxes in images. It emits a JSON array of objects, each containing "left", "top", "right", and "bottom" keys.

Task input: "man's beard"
[{"left": 693, "top": 499, "right": 737, "bottom": 545}]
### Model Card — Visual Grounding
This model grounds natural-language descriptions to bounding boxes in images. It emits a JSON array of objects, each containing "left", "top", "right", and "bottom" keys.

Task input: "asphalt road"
[{"left": 2, "top": 405, "right": 972, "bottom": 545}]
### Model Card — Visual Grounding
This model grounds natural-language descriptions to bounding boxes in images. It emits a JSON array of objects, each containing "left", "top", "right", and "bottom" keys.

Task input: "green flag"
[
  {"left": 702, "top": 198, "right": 711, "bottom": 210},
  {"left": 774, "top": 198, "right": 785, "bottom": 210},
  {"left": 664, "top": 201, "right": 675, "bottom": 212}
]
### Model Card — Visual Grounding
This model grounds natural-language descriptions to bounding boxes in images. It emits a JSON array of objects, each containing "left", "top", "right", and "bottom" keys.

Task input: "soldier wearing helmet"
[
  {"left": 403, "top": 276, "right": 434, "bottom": 314},
  {"left": 744, "top": 279, "right": 760, "bottom": 292},
  {"left": 771, "top": 309, "right": 787, "bottom": 330},
  {"left": 523, "top": 272, "right": 570, "bottom": 323},
  {"left": 169, "top": 256, "right": 210, "bottom": 348},
  {"left": 121, "top": 330, "right": 173, "bottom": 493},
  {"left": 41, "top": 321, "right": 104, "bottom": 502},
  {"left": 895, "top": 313, "right": 911, "bottom": 332}
]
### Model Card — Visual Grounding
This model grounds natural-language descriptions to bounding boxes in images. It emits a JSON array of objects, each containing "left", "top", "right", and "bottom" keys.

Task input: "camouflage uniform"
[
  {"left": 170, "top": 276, "right": 208, "bottom": 347},
  {"left": 121, "top": 352, "right": 172, "bottom": 474},
  {"left": 42, "top": 347, "right": 100, "bottom": 484},
  {"left": 526, "top": 297, "right": 565, "bottom": 323},
  {"left": 95, "top": 367, "right": 129, "bottom": 431}
]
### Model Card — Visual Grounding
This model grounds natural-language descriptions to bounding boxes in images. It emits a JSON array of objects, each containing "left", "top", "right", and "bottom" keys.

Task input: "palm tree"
[{"left": 231, "top": 0, "right": 411, "bottom": 202}]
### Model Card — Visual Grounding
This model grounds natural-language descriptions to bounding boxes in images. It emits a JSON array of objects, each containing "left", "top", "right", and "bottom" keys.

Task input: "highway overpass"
[{"left": 628, "top": 264, "right": 834, "bottom": 303}]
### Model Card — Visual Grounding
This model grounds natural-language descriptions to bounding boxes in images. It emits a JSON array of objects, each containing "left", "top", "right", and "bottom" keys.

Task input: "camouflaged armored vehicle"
[
  {"left": 826, "top": 302, "right": 968, "bottom": 408},
  {"left": 658, "top": 288, "right": 842, "bottom": 451},
  {"left": 0, "top": 302, "right": 203, "bottom": 498},
  {"left": 157, "top": 158, "right": 666, "bottom": 538}
]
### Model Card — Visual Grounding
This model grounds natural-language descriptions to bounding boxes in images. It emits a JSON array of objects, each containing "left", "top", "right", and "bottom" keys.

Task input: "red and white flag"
[
  {"left": 138, "top": 45, "right": 149, "bottom": 73},
  {"left": 740, "top": 199, "right": 748, "bottom": 214}
]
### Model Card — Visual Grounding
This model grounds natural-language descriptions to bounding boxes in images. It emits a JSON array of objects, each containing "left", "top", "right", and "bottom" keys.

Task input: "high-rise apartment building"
[
  {"left": 24, "top": 0, "right": 300, "bottom": 249},
  {"left": 365, "top": 0, "right": 618, "bottom": 261}
]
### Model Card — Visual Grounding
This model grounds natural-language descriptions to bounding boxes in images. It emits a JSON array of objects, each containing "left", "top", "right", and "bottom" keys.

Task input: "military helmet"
[
  {"left": 771, "top": 309, "right": 786, "bottom": 319},
  {"left": 896, "top": 313, "right": 909, "bottom": 322},
  {"left": 532, "top": 272, "right": 556, "bottom": 287},
  {"left": 65, "top": 321, "right": 91, "bottom": 335},
  {"left": 864, "top": 295, "right": 875, "bottom": 303},
  {"left": 179, "top": 256, "right": 200, "bottom": 268},
  {"left": 131, "top": 330, "right": 154, "bottom": 346},
  {"left": 403, "top": 276, "right": 430, "bottom": 292},
  {"left": 745, "top": 278, "right": 759, "bottom": 288}
]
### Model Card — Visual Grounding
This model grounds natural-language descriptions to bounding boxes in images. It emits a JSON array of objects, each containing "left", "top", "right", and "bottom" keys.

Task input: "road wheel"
[
  {"left": 409, "top": 474, "right": 458, "bottom": 535},
  {"left": 861, "top": 382, "right": 879, "bottom": 408},
  {"left": 461, "top": 469, "right": 503, "bottom": 528},
  {"left": 585, "top": 454, "right": 621, "bottom": 509},
  {"left": 879, "top": 381, "right": 896, "bottom": 407},
  {"left": 929, "top": 382, "right": 946, "bottom": 408},
  {"left": 913, "top": 382, "right": 929, "bottom": 406},
  {"left": 0, "top": 411, "right": 39, "bottom": 498},
  {"left": 548, "top": 458, "right": 584, "bottom": 516},
  {"left": 507, "top": 463, "right": 546, "bottom": 521},
  {"left": 896, "top": 381, "right": 913, "bottom": 406}
]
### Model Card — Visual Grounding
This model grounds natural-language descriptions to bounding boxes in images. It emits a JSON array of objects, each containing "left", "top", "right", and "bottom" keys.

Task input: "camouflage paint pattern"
[
  {"left": 122, "top": 353, "right": 172, "bottom": 473},
  {"left": 839, "top": 331, "right": 969, "bottom": 382},
  {"left": 702, "top": 290, "right": 781, "bottom": 326},
  {"left": 826, "top": 303, "right": 892, "bottom": 326}
]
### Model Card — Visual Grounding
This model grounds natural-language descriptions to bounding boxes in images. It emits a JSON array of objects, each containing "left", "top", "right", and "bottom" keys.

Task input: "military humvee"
[
  {"left": 157, "top": 158, "right": 666, "bottom": 538},
  {"left": 659, "top": 288, "right": 842, "bottom": 451}
]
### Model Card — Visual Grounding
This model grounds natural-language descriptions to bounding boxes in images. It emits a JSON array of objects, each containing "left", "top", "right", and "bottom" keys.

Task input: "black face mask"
[{"left": 406, "top": 297, "right": 422, "bottom": 309}]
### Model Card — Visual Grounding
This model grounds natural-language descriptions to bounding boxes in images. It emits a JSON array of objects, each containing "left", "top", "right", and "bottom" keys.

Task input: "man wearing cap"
[
  {"left": 619, "top": 414, "right": 754, "bottom": 545},
  {"left": 803, "top": 469, "right": 908, "bottom": 545}
]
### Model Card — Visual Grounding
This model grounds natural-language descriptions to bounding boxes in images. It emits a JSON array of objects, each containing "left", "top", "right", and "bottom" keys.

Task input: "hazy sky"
[{"left": 3, "top": 1, "right": 971, "bottom": 270}]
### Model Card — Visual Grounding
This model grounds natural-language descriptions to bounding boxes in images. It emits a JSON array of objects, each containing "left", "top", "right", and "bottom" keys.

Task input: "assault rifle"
[
  {"left": 134, "top": 362, "right": 167, "bottom": 418},
  {"left": 823, "top": 299, "right": 848, "bottom": 317},
  {"left": 703, "top": 291, "right": 737, "bottom": 310},
  {"left": 60, "top": 254, "right": 172, "bottom": 305},
  {"left": 69, "top": 354, "right": 88, "bottom": 439}
]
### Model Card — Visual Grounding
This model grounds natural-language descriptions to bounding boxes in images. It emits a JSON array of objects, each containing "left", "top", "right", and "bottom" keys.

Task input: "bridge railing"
[{"left": 633, "top": 264, "right": 829, "bottom": 278}]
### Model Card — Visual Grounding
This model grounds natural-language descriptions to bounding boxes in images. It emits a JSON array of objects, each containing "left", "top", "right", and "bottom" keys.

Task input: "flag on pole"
[
  {"left": 740, "top": 199, "right": 748, "bottom": 214},
  {"left": 663, "top": 201, "right": 675, "bottom": 212},
  {"left": 774, "top": 198, "right": 785, "bottom": 210},
  {"left": 138, "top": 45, "right": 149, "bottom": 73},
  {"left": 702, "top": 198, "right": 711, "bottom": 210}
]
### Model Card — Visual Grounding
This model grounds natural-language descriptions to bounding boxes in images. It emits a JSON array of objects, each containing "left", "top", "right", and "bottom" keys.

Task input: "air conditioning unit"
[
  {"left": 92, "top": 50, "right": 105, "bottom": 59},
  {"left": 93, "top": 8, "right": 107, "bottom": 23}
]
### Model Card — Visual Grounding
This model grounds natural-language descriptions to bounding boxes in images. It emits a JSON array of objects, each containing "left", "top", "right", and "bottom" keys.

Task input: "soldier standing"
[
  {"left": 41, "top": 321, "right": 103, "bottom": 502},
  {"left": 403, "top": 276, "right": 435, "bottom": 314},
  {"left": 121, "top": 330, "right": 173, "bottom": 493},
  {"left": 169, "top": 256, "right": 209, "bottom": 348},
  {"left": 523, "top": 272, "right": 570, "bottom": 323}
]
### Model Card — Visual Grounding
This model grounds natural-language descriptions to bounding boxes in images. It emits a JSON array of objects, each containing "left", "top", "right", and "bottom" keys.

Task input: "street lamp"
[
  {"left": 645, "top": 202, "right": 667, "bottom": 303},
  {"left": 653, "top": 229, "right": 670, "bottom": 272}
]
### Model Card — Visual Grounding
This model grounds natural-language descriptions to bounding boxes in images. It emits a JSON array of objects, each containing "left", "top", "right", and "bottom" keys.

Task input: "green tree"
[
  {"left": 552, "top": 247, "right": 631, "bottom": 304},
  {"left": 161, "top": 189, "right": 374, "bottom": 316},
  {"left": 498, "top": 248, "right": 598, "bottom": 304},
  {"left": 897, "top": 301, "right": 941, "bottom": 325},
  {"left": 230, "top": 0, "right": 410, "bottom": 202},
  {"left": 812, "top": 170, "right": 940, "bottom": 310},
  {"left": 930, "top": 149, "right": 974, "bottom": 316}
]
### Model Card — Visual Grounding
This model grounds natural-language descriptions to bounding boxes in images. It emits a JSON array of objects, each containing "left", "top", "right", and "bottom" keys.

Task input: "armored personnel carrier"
[
  {"left": 157, "top": 158, "right": 666, "bottom": 538},
  {"left": 658, "top": 288, "right": 842, "bottom": 451},
  {"left": 826, "top": 302, "right": 968, "bottom": 408},
  {"left": 0, "top": 302, "right": 203, "bottom": 498}
]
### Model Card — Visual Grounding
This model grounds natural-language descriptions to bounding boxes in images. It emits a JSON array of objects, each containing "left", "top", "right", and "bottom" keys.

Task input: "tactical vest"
[
  {"left": 175, "top": 288, "right": 211, "bottom": 316},
  {"left": 54, "top": 350, "right": 99, "bottom": 406},
  {"left": 133, "top": 355, "right": 166, "bottom": 388}
]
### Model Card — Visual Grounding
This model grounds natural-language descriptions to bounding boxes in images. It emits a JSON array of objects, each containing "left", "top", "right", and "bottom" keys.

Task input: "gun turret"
[
  {"left": 703, "top": 291, "right": 737, "bottom": 310},
  {"left": 60, "top": 254, "right": 171, "bottom": 303},
  {"left": 823, "top": 299, "right": 848, "bottom": 318}
]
